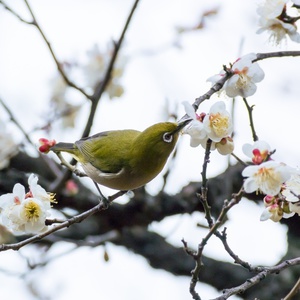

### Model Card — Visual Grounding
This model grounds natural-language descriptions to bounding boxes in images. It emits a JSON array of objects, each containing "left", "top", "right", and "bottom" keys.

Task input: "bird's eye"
[{"left": 163, "top": 132, "right": 173, "bottom": 143}]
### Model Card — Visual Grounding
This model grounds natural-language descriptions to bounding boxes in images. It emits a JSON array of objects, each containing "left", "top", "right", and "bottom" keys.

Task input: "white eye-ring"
[{"left": 163, "top": 132, "right": 173, "bottom": 143}]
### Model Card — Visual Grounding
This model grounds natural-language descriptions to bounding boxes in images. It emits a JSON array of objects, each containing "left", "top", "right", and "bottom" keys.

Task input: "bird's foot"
[
  {"left": 100, "top": 196, "right": 110, "bottom": 209},
  {"left": 93, "top": 181, "right": 110, "bottom": 209}
]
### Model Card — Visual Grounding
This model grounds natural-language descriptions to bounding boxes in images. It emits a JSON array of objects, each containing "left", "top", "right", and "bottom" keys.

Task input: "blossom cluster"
[
  {"left": 83, "top": 43, "right": 126, "bottom": 99},
  {"left": 47, "top": 43, "right": 126, "bottom": 130},
  {"left": 0, "top": 174, "right": 55, "bottom": 235},
  {"left": 257, "top": 0, "right": 300, "bottom": 44},
  {"left": 241, "top": 141, "right": 300, "bottom": 222},
  {"left": 49, "top": 69, "right": 82, "bottom": 129},
  {"left": 183, "top": 101, "right": 234, "bottom": 155}
]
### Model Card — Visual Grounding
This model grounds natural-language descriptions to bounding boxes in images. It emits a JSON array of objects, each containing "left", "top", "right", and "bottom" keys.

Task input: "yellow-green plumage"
[{"left": 51, "top": 121, "right": 189, "bottom": 190}]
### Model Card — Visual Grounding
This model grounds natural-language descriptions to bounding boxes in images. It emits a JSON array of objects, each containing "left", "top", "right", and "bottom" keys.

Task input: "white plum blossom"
[
  {"left": 258, "top": 17, "right": 300, "bottom": 44},
  {"left": 242, "top": 140, "right": 272, "bottom": 164},
  {"left": 257, "top": 0, "right": 300, "bottom": 44},
  {"left": 182, "top": 101, "right": 207, "bottom": 147},
  {"left": 28, "top": 174, "right": 53, "bottom": 203},
  {"left": 0, "top": 174, "right": 54, "bottom": 235},
  {"left": 207, "top": 53, "right": 265, "bottom": 98},
  {"left": 282, "top": 173, "right": 300, "bottom": 202},
  {"left": 259, "top": 172, "right": 300, "bottom": 222},
  {"left": 289, "top": 202, "right": 300, "bottom": 215},
  {"left": 203, "top": 101, "right": 233, "bottom": 142},
  {"left": 257, "top": 0, "right": 287, "bottom": 20},
  {"left": 242, "top": 161, "right": 292, "bottom": 196},
  {"left": 282, "top": 173, "right": 300, "bottom": 215},
  {"left": 225, "top": 53, "right": 265, "bottom": 98},
  {"left": 182, "top": 101, "right": 234, "bottom": 155},
  {"left": 18, "top": 198, "right": 50, "bottom": 233}
]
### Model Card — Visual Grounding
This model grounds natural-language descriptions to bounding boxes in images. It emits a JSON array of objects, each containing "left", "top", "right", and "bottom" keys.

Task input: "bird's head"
[{"left": 134, "top": 119, "right": 192, "bottom": 156}]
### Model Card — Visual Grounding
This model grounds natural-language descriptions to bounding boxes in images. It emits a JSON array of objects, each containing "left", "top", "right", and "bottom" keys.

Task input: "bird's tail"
[
  {"left": 51, "top": 142, "right": 82, "bottom": 162},
  {"left": 51, "top": 142, "right": 76, "bottom": 154}
]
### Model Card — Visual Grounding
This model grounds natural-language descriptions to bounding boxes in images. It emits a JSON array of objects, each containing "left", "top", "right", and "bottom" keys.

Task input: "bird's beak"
[{"left": 174, "top": 118, "right": 193, "bottom": 133}]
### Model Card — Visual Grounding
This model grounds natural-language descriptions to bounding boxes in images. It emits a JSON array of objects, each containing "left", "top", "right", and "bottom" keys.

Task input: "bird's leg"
[
  {"left": 56, "top": 152, "right": 87, "bottom": 178},
  {"left": 108, "top": 190, "right": 128, "bottom": 202},
  {"left": 92, "top": 183, "right": 128, "bottom": 208},
  {"left": 93, "top": 181, "right": 109, "bottom": 208}
]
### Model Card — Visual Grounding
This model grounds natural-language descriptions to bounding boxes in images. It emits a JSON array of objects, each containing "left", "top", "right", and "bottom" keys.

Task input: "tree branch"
[
  {"left": 81, "top": 0, "right": 140, "bottom": 138},
  {"left": 0, "top": 190, "right": 124, "bottom": 252},
  {"left": 255, "top": 51, "right": 300, "bottom": 62},
  {"left": 22, "top": 0, "right": 91, "bottom": 98},
  {"left": 242, "top": 97, "right": 259, "bottom": 142},
  {"left": 212, "top": 257, "right": 300, "bottom": 300},
  {"left": 0, "top": 97, "right": 61, "bottom": 177},
  {"left": 0, "top": 0, "right": 32, "bottom": 24}
]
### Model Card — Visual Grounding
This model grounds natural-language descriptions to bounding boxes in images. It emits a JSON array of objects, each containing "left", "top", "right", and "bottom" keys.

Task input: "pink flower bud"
[
  {"left": 65, "top": 180, "right": 79, "bottom": 196},
  {"left": 263, "top": 195, "right": 275, "bottom": 206},
  {"left": 252, "top": 148, "right": 269, "bottom": 165}
]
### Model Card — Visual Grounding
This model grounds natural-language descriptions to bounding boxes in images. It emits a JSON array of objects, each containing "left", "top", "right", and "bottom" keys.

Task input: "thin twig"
[
  {"left": 186, "top": 140, "right": 213, "bottom": 299},
  {"left": 81, "top": 0, "right": 140, "bottom": 138},
  {"left": 178, "top": 68, "right": 232, "bottom": 125},
  {"left": 0, "top": 97, "right": 34, "bottom": 147},
  {"left": 45, "top": 218, "right": 67, "bottom": 225},
  {"left": 201, "top": 139, "right": 212, "bottom": 188},
  {"left": 215, "top": 227, "right": 254, "bottom": 271},
  {"left": 193, "top": 68, "right": 232, "bottom": 110},
  {"left": 22, "top": 0, "right": 91, "bottom": 99},
  {"left": 0, "top": 97, "right": 61, "bottom": 177},
  {"left": 242, "top": 97, "right": 258, "bottom": 142},
  {"left": 188, "top": 51, "right": 300, "bottom": 116},
  {"left": 184, "top": 187, "right": 245, "bottom": 299},
  {"left": 230, "top": 152, "right": 248, "bottom": 166},
  {"left": 212, "top": 257, "right": 300, "bottom": 300},
  {"left": 177, "top": 51, "right": 300, "bottom": 126},
  {"left": 254, "top": 51, "right": 300, "bottom": 62},
  {"left": 198, "top": 139, "right": 214, "bottom": 227},
  {"left": 0, "top": 1, "right": 32, "bottom": 24},
  {"left": 283, "top": 277, "right": 300, "bottom": 300}
]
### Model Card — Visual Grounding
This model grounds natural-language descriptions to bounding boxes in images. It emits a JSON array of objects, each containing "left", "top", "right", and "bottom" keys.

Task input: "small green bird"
[{"left": 48, "top": 120, "right": 191, "bottom": 191}]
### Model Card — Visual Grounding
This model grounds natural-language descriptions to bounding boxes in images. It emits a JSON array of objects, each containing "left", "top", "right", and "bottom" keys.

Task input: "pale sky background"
[{"left": 0, "top": 0, "right": 300, "bottom": 299}]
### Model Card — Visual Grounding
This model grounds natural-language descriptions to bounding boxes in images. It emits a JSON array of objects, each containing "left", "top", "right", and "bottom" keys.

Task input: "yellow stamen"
[
  {"left": 49, "top": 193, "right": 57, "bottom": 204},
  {"left": 256, "top": 167, "right": 281, "bottom": 193},
  {"left": 24, "top": 200, "right": 41, "bottom": 222},
  {"left": 209, "top": 113, "right": 230, "bottom": 137}
]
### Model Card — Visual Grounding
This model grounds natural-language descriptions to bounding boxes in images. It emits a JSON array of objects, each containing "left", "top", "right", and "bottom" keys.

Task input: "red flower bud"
[{"left": 39, "top": 138, "right": 56, "bottom": 153}]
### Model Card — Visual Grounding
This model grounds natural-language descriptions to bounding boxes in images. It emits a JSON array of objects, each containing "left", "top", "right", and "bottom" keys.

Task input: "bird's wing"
[{"left": 75, "top": 130, "right": 140, "bottom": 174}]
